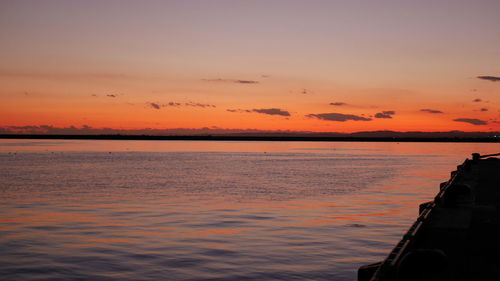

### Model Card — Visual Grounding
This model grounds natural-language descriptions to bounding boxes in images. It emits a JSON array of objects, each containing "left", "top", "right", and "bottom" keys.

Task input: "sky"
[{"left": 1, "top": 0, "right": 499, "bottom": 133}]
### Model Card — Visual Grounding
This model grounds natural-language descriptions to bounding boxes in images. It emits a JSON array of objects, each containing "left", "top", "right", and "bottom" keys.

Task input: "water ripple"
[{"left": 1, "top": 142, "right": 484, "bottom": 280}]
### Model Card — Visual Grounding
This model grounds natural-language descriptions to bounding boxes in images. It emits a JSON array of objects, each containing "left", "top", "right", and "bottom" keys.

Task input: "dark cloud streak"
[
  {"left": 226, "top": 108, "right": 290, "bottom": 116},
  {"left": 236, "top": 80, "right": 259, "bottom": 84},
  {"left": 184, "top": 101, "right": 216, "bottom": 108},
  {"left": 147, "top": 101, "right": 216, "bottom": 109},
  {"left": 252, "top": 108, "right": 290, "bottom": 116},
  {"left": 166, "top": 102, "right": 182, "bottom": 107},
  {"left": 330, "top": 102, "right": 347, "bottom": 106},
  {"left": 307, "top": 113, "right": 372, "bottom": 122},
  {"left": 477, "top": 76, "right": 500, "bottom": 82},
  {"left": 420, "top": 109, "right": 443, "bottom": 114},
  {"left": 453, "top": 118, "right": 488, "bottom": 125},
  {"left": 374, "top": 110, "right": 396, "bottom": 119},
  {"left": 148, "top": 102, "right": 160, "bottom": 110},
  {"left": 226, "top": 109, "right": 251, "bottom": 113}
]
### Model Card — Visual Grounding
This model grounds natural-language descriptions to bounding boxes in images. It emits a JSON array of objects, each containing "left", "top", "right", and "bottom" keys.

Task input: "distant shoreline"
[{"left": 0, "top": 134, "right": 498, "bottom": 143}]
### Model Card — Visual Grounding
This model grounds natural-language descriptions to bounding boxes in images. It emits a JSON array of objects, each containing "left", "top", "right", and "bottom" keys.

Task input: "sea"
[{"left": 0, "top": 139, "right": 498, "bottom": 281}]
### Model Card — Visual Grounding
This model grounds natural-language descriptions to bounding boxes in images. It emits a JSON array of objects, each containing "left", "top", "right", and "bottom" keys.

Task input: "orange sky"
[{"left": 1, "top": 0, "right": 499, "bottom": 133}]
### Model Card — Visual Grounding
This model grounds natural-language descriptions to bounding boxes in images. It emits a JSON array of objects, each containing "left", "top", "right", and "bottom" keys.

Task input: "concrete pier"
[{"left": 359, "top": 153, "right": 500, "bottom": 281}]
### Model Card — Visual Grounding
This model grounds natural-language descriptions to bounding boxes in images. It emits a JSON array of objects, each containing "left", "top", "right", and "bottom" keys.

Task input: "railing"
[{"left": 472, "top": 152, "right": 500, "bottom": 160}]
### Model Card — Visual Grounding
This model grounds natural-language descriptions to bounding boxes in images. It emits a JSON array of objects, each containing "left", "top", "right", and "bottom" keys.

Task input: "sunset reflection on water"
[{"left": 0, "top": 140, "right": 498, "bottom": 280}]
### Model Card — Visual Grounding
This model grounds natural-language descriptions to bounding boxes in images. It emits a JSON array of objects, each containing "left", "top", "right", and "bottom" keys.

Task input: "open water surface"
[{"left": 0, "top": 140, "right": 497, "bottom": 280}]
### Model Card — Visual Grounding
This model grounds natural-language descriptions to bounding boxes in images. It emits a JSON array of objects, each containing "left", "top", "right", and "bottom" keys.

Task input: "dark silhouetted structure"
[{"left": 359, "top": 153, "right": 500, "bottom": 281}]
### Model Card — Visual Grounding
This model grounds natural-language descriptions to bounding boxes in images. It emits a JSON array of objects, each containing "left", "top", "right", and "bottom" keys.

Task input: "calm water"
[{"left": 0, "top": 140, "right": 498, "bottom": 281}]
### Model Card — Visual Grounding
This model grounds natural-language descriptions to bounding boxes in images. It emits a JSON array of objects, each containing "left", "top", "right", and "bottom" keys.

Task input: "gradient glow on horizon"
[{"left": 1, "top": 0, "right": 499, "bottom": 132}]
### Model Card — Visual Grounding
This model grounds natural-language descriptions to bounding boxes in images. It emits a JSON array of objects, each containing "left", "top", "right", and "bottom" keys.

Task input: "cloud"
[
  {"left": 453, "top": 118, "right": 488, "bottom": 125},
  {"left": 226, "top": 108, "right": 290, "bottom": 117},
  {"left": 473, "top": 98, "right": 482, "bottom": 102},
  {"left": 330, "top": 102, "right": 347, "bottom": 106},
  {"left": 236, "top": 80, "right": 259, "bottom": 84},
  {"left": 226, "top": 109, "right": 251, "bottom": 113},
  {"left": 306, "top": 113, "right": 372, "bottom": 122},
  {"left": 147, "top": 101, "right": 216, "bottom": 109},
  {"left": 252, "top": 108, "right": 290, "bottom": 116},
  {"left": 202, "top": 78, "right": 259, "bottom": 84},
  {"left": 480, "top": 108, "right": 488, "bottom": 112},
  {"left": 166, "top": 102, "right": 182, "bottom": 107},
  {"left": 106, "top": 94, "right": 117, "bottom": 98},
  {"left": 374, "top": 113, "right": 391, "bottom": 118},
  {"left": 477, "top": 75, "right": 500, "bottom": 82},
  {"left": 148, "top": 102, "right": 161, "bottom": 110},
  {"left": 420, "top": 109, "right": 443, "bottom": 114},
  {"left": 374, "top": 110, "right": 396, "bottom": 119},
  {"left": 185, "top": 101, "right": 216, "bottom": 108}
]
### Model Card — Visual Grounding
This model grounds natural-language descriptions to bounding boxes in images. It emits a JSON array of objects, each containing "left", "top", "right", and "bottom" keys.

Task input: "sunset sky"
[{"left": 1, "top": 0, "right": 499, "bottom": 133}]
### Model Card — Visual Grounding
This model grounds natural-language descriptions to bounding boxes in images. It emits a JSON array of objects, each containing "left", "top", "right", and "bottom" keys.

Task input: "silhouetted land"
[{"left": 0, "top": 134, "right": 498, "bottom": 143}]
